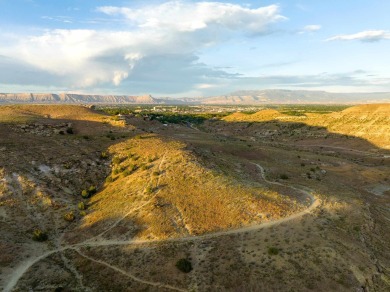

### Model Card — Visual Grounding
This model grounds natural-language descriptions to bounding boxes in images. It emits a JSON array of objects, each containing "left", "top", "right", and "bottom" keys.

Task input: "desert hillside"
[
  {"left": 1, "top": 104, "right": 389, "bottom": 291},
  {"left": 220, "top": 104, "right": 390, "bottom": 149}
]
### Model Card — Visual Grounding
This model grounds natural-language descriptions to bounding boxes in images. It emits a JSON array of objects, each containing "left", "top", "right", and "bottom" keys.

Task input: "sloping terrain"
[
  {"left": 218, "top": 103, "right": 390, "bottom": 149},
  {"left": 0, "top": 105, "right": 306, "bottom": 291},
  {"left": 68, "top": 135, "right": 300, "bottom": 243},
  {"left": 1, "top": 104, "right": 389, "bottom": 291},
  {"left": 305, "top": 104, "right": 390, "bottom": 149}
]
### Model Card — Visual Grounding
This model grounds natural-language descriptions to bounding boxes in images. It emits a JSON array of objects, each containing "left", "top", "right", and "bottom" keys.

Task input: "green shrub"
[
  {"left": 88, "top": 186, "right": 97, "bottom": 195},
  {"left": 112, "top": 156, "right": 121, "bottom": 165},
  {"left": 81, "top": 189, "right": 89, "bottom": 198},
  {"left": 32, "top": 229, "right": 48, "bottom": 242},
  {"left": 279, "top": 174, "right": 289, "bottom": 180},
  {"left": 123, "top": 169, "right": 131, "bottom": 177},
  {"left": 105, "top": 176, "right": 114, "bottom": 183},
  {"left": 152, "top": 171, "right": 159, "bottom": 176},
  {"left": 100, "top": 151, "right": 109, "bottom": 159},
  {"left": 64, "top": 212, "right": 75, "bottom": 222},
  {"left": 145, "top": 185, "right": 154, "bottom": 194},
  {"left": 79, "top": 211, "right": 87, "bottom": 217},
  {"left": 176, "top": 258, "right": 192, "bottom": 273},
  {"left": 113, "top": 167, "right": 124, "bottom": 175},
  {"left": 78, "top": 202, "right": 86, "bottom": 210},
  {"left": 268, "top": 247, "right": 279, "bottom": 255},
  {"left": 128, "top": 164, "right": 137, "bottom": 171},
  {"left": 66, "top": 127, "right": 73, "bottom": 134}
]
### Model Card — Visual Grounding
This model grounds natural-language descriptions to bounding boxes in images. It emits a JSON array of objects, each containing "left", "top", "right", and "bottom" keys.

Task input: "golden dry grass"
[
  {"left": 82, "top": 135, "right": 302, "bottom": 239},
  {"left": 0, "top": 105, "right": 106, "bottom": 123},
  {"left": 221, "top": 104, "right": 390, "bottom": 149}
]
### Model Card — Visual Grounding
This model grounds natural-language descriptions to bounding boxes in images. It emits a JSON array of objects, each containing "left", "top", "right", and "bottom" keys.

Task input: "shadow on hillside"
[
  {"left": 55, "top": 118, "right": 389, "bottom": 243},
  {"left": 1, "top": 115, "right": 389, "bottom": 246},
  {"left": 198, "top": 119, "right": 389, "bottom": 157},
  {"left": 3, "top": 115, "right": 390, "bottom": 292}
]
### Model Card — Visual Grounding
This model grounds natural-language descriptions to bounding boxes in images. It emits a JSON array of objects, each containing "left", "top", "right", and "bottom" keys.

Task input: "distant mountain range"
[{"left": 1, "top": 90, "right": 389, "bottom": 105}]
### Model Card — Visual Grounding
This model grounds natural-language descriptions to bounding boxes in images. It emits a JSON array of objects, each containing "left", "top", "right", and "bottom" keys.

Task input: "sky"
[{"left": 0, "top": 0, "right": 390, "bottom": 97}]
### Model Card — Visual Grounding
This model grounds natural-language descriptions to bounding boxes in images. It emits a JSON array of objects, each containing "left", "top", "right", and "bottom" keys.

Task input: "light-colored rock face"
[
  {"left": 1, "top": 90, "right": 390, "bottom": 104},
  {"left": 0, "top": 93, "right": 157, "bottom": 104}
]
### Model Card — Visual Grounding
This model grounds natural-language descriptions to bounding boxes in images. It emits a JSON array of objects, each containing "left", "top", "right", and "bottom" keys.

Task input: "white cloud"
[
  {"left": 196, "top": 83, "right": 219, "bottom": 89},
  {"left": 326, "top": 30, "right": 390, "bottom": 42},
  {"left": 98, "top": 2, "right": 285, "bottom": 33},
  {"left": 113, "top": 71, "right": 129, "bottom": 86},
  {"left": 302, "top": 24, "right": 321, "bottom": 32},
  {"left": 0, "top": 1, "right": 285, "bottom": 91}
]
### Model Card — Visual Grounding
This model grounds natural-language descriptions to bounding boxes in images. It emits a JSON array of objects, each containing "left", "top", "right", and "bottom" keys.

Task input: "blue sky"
[{"left": 0, "top": 0, "right": 389, "bottom": 97}]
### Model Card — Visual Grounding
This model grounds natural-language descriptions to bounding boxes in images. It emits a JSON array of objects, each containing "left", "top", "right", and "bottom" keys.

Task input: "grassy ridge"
[{"left": 82, "top": 135, "right": 302, "bottom": 239}]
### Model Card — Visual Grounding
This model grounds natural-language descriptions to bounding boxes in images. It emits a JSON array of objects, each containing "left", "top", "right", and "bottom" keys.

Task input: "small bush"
[
  {"left": 112, "top": 156, "right": 121, "bottom": 165},
  {"left": 66, "top": 127, "right": 74, "bottom": 134},
  {"left": 88, "top": 186, "right": 97, "bottom": 195},
  {"left": 300, "top": 163, "right": 305, "bottom": 167},
  {"left": 123, "top": 169, "right": 132, "bottom": 177},
  {"left": 128, "top": 164, "right": 137, "bottom": 172},
  {"left": 100, "top": 151, "right": 109, "bottom": 159},
  {"left": 268, "top": 247, "right": 279, "bottom": 255},
  {"left": 32, "top": 229, "right": 48, "bottom": 242},
  {"left": 81, "top": 189, "right": 89, "bottom": 198},
  {"left": 113, "top": 167, "right": 124, "bottom": 175},
  {"left": 78, "top": 202, "right": 86, "bottom": 210},
  {"left": 64, "top": 212, "right": 75, "bottom": 222},
  {"left": 79, "top": 211, "right": 87, "bottom": 217},
  {"left": 152, "top": 171, "right": 160, "bottom": 176},
  {"left": 176, "top": 258, "right": 193, "bottom": 273},
  {"left": 279, "top": 174, "right": 289, "bottom": 180},
  {"left": 105, "top": 176, "right": 114, "bottom": 183},
  {"left": 63, "top": 162, "right": 72, "bottom": 169},
  {"left": 145, "top": 185, "right": 154, "bottom": 194}
]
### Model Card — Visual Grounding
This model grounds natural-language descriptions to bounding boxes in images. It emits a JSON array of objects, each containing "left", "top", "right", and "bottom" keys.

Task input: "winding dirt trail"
[{"left": 4, "top": 161, "right": 319, "bottom": 292}]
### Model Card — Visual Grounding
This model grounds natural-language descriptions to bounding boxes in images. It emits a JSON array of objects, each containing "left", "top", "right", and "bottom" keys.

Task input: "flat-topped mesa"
[
  {"left": 0, "top": 93, "right": 61, "bottom": 102},
  {"left": 0, "top": 93, "right": 157, "bottom": 104}
]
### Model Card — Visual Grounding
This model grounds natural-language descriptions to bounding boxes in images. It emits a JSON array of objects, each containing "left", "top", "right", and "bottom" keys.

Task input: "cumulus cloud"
[
  {"left": 98, "top": 2, "right": 285, "bottom": 34},
  {"left": 326, "top": 30, "right": 390, "bottom": 42},
  {"left": 0, "top": 1, "right": 285, "bottom": 93}
]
